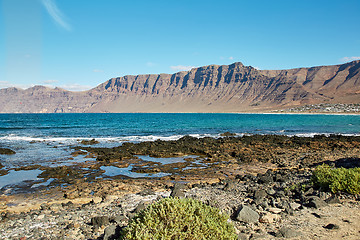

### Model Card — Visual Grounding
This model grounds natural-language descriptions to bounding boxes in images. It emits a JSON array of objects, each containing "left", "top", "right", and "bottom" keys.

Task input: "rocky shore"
[{"left": 1, "top": 135, "right": 360, "bottom": 239}]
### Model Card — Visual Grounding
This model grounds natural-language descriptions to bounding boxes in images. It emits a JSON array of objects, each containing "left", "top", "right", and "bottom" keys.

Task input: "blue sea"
[{"left": 0, "top": 113, "right": 359, "bottom": 191}]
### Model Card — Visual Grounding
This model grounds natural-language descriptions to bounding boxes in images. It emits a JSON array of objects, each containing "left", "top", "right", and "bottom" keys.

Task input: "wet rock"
[
  {"left": 0, "top": 148, "right": 16, "bottom": 155},
  {"left": 235, "top": 205, "right": 259, "bottom": 223},
  {"left": 91, "top": 216, "right": 110, "bottom": 228},
  {"left": 80, "top": 139, "right": 99, "bottom": 145},
  {"left": 276, "top": 227, "right": 300, "bottom": 238},
  {"left": 220, "top": 132, "right": 236, "bottom": 137}
]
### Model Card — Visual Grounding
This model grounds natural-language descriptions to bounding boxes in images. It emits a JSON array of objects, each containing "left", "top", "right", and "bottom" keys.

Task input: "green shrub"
[
  {"left": 119, "top": 197, "right": 237, "bottom": 240},
  {"left": 312, "top": 164, "right": 360, "bottom": 195}
]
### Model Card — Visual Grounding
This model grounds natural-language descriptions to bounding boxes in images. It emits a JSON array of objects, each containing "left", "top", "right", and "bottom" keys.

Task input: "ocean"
[{"left": 0, "top": 113, "right": 359, "bottom": 191}]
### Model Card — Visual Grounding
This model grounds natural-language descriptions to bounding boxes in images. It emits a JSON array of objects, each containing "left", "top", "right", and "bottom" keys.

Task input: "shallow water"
[{"left": 0, "top": 169, "right": 42, "bottom": 189}]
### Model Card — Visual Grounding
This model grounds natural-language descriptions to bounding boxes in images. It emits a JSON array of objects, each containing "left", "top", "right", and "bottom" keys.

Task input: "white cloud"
[
  {"left": 41, "top": 0, "right": 71, "bottom": 31},
  {"left": 229, "top": 56, "right": 234, "bottom": 60},
  {"left": 59, "top": 83, "right": 93, "bottom": 91},
  {"left": 340, "top": 56, "right": 360, "bottom": 63},
  {"left": 93, "top": 69, "right": 104, "bottom": 73},
  {"left": 170, "top": 65, "right": 195, "bottom": 72},
  {"left": 254, "top": 66, "right": 261, "bottom": 70}
]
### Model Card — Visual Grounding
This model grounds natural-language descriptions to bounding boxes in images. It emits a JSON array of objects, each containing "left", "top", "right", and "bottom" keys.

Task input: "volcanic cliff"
[{"left": 1, "top": 60, "right": 359, "bottom": 113}]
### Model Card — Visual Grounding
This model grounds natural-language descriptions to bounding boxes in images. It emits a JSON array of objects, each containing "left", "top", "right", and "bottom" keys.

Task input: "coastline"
[{"left": 1, "top": 134, "right": 360, "bottom": 239}]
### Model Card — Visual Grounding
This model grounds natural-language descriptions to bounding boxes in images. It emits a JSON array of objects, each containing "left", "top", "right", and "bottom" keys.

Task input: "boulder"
[
  {"left": 0, "top": 148, "right": 16, "bottom": 155},
  {"left": 259, "top": 212, "right": 280, "bottom": 223},
  {"left": 276, "top": 227, "right": 300, "bottom": 238},
  {"left": 307, "top": 196, "right": 328, "bottom": 209},
  {"left": 103, "top": 224, "right": 121, "bottom": 240},
  {"left": 90, "top": 216, "right": 109, "bottom": 228},
  {"left": 235, "top": 205, "right": 259, "bottom": 223},
  {"left": 170, "top": 182, "right": 186, "bottom": 198}
]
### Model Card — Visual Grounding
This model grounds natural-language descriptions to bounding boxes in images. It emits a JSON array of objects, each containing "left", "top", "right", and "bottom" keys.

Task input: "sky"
[{"left": 0, "top": 0, "right": 359, "bottom": 91}]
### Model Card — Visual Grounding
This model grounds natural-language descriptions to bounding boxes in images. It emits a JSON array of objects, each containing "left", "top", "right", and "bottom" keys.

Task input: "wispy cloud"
[
  {"left": 220, "top": 56, "right": 235, "bottom": 61},
  {"left": 41, "top": 0, "right": 71, "bottom": 31},
  {"left": 59, "top": 83, "right": 93, "bottom": 91},
  {"left": 170, "top": 65, "right": 195, "bottom": 72},
  {"left": 146, "top": 62, "right": 157, "bottom": 67},
  {"left": 0, "top": 81, "right": 34, "bottom": 90},
  {"left": 340, "top": 56, "right": 360, "bottom": 63},
  {"left": 43, "top": 79, "right": 58, "bottom": 84}
]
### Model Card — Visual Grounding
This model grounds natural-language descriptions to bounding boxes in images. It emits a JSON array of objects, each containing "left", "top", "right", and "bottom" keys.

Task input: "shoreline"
[
  {"left": 1, "top": 134, "right": 360, "bottom": 239},
  {"left": 2, "top": 134, "right": 359, "bottom": 203}
]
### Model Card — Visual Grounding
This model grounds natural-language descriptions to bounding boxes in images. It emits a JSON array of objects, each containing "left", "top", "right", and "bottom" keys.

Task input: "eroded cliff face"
[{"left": 1, "top": 61, "right": 359, "bottom": 113}]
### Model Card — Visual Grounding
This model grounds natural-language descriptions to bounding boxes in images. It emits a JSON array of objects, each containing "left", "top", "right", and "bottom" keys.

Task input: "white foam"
[{"left": 0, "top": 131, "right": 358, "bottom": 145}]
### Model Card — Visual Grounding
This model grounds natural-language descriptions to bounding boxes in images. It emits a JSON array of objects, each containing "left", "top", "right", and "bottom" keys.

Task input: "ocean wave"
[
  {"left": 0, "top": 132, "right": 359, "bottom": 145},
  {"left": 0, "top": 134, "right": 217, "bottom": 144}
]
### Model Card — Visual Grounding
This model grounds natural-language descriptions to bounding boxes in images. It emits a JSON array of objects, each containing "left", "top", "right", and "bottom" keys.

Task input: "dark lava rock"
[
  {"left": 0, "top": 148, "right": 16, "bottom": 155},
  {"left": 307, "top": 196, "right": 328, "bottom": 209},
  {"left": 223, "top": 181, "right": 237, "bottom": 191},
  {"left": 138, "top": 188, "right": 155, "bottom": 196},
  {"left": 254, "top": 189, "right": 267, "bottom": 200},
  {"left": 276, "top": 227, "right": 301, "bottom": 238},
  {"left": 91, "top": 216, "right": 110, "bottom": 228},
  {"left": 80, "top": 138, "right": 99, "bottom": 145},
  {"left": 220, "top": 132, "right": 236, "bottom": 137},
  {"left": 257, "top": 171, "right": 274, "bottom": 184},
  {"left": 235, "top": 205, "right": 259, "bottom": 223},
  {"left": 323, "top": 223, "right": 340, "bottom": 230},
  {"left": 170, "top": 182, "right": 186, "bottom": 198},
  {"left": 236, "top": 174, "right": 256, "bottom": 182},
  {"left": 325, "top": 195, "right": 341, "bottom": 204},
  {"left": 133, "top": 202, "right": 147, "bottom": 214}
]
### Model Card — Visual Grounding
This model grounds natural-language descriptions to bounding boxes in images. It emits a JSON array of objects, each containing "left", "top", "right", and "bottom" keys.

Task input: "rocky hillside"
[{"left": 1, "top": 60, "right": 359, "bottom": 113}]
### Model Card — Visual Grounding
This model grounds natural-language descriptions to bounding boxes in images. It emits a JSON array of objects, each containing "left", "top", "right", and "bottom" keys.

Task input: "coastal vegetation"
[
  {"left": 119, "top": 197, "right": 237, "bottom": 240},
  {"left": 312, "top": 164, "right": 360, "bottom": 195}
]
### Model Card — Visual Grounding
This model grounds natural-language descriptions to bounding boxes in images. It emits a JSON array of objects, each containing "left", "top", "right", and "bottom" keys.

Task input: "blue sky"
[{"left": 1, "top": 0, "right": 359, "bottom": 91}]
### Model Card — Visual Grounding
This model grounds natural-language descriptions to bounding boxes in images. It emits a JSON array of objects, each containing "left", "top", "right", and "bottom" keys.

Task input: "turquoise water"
[
  {"left": 0, "top": 113, "right": 359, "bottom": 168},
  {"left": 0, "top": 113, "right": 359, "bottom": 191}
]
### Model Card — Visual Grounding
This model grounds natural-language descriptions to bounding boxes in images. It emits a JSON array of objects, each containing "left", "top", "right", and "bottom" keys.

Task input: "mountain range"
[{"left": 1, "top": 60, "right": 359, "bottom": 113}]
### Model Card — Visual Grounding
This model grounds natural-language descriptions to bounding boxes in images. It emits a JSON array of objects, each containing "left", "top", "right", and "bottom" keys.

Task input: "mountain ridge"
[{"left": 1, "top": 61, "right": 359, "bottom": 113}]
